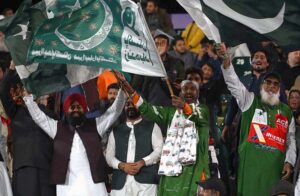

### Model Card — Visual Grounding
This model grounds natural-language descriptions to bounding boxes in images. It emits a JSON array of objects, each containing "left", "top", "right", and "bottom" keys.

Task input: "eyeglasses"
[
  {"left": 263, "top": 79, "right": 280, "bottom": 88},
  {"left": 70, "top": 104, "right": 82, "bottom": 110}
]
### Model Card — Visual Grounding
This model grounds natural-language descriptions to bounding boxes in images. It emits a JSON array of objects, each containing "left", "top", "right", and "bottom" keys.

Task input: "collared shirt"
[{"left": 106, "top": 118, "right": 163, "bottom": 196}]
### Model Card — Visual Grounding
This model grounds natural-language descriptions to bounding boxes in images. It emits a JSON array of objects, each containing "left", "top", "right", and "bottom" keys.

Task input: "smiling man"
[
  {"left": 23, "top": 89, "right": 126, "bottom": 196},
  {"left": 216, "top": 43, "right": 296, "bottom": 196},
  {"left": 118, "top": 75, "right": 210, "bottom": 196}
]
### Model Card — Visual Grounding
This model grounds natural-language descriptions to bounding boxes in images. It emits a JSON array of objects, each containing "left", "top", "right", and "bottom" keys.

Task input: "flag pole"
[{"left": 137, "top": 3, "right": 174, "bottom": 97}]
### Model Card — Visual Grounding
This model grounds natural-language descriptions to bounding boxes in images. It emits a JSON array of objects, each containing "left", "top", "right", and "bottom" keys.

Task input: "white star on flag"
[{"left": 13, "top": 22, "right": 29, "bottom": 40}]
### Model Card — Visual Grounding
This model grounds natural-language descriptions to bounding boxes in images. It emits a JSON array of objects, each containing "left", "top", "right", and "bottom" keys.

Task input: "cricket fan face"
[
  {"left": 124, "top": 99, "right": 141, "bottom": 120},
  {"left": 260, "top": 74, "right": 281, "bottom": 106},
  {"left": 63, "top": 93, "right": 88, "bottom": 126},
  {"left": 251, "top": 51, "right": 269, "bottom": 73},
  {"left": 180, "top": 80, "right": 199, "bottom": 104}
]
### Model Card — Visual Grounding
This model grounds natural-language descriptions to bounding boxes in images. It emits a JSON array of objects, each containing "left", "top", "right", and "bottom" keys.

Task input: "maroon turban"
[{"left": 63, "top": 93, "right": 88, "bottom": 114}]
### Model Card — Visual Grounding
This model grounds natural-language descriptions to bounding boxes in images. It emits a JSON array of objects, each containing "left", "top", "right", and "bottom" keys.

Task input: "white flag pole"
[{"left": 137, "top": 2, "right": 174, "bottom": 97}]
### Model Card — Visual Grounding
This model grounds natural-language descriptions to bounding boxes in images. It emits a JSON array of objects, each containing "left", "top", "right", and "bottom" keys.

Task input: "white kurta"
[
  {"left": 106, "top": 119, "right": 163, "bottom": 196},
  {"left": 296, "top": 174, "right": 300, "bottom": 196},
  {"left": 0, "top": 161, "right": 13, "bottom": 196},
  {"left": 56, "top": 133, "right": 107, "bottom": 196},
  {"left": 23, "top": 91, "right": 126, "bottom": 196}
]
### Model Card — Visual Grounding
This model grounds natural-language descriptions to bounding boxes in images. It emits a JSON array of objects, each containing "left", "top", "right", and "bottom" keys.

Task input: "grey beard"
[{"left": 260, "top": 88, "right": 280, "bottom": 106}]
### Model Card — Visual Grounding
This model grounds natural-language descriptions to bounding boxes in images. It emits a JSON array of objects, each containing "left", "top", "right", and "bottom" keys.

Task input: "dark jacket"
[
  {"left": 131, "top": 54, "right": 184, "bottom": 107},
  {"left": 50, "top": 119, "right": 107, "bottom": 184},
  {"left": 112, "top": 119, "right": 159, "bottom": 190},
  {"left": 144, "top": 7, "right": 175, "bottom": 35},
  {"left": 274, "top": 62, "right": 300, "bottom": 90},
  {"left": 0, "top": 70, "right": 53, "bottom": 170}
]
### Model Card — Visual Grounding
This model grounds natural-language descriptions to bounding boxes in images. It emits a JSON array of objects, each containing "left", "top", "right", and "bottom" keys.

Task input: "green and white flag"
[
  {"left": 228, "top": 43, "right": 252, "bottom": 78},
  {"left": 27, "top": 0, "right": 167, "bottom": 77},
  {"left": 177, "top": 0, "right": 300, "bottom": 51},
  {"left": 2, "top": 0, "right": 104, "bottom": 96}
]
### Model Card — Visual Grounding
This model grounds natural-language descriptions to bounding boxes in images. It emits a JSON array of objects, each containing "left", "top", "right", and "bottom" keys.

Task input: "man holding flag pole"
[{"left": 216, "top": 43, "right": 296, "bottom": 196}]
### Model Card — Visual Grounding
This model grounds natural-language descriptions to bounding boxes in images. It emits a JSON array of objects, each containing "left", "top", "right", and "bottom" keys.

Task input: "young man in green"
[
  {"left": 119, "top": 76, "right": 210, "bottom": 196},
  {"left": 216, "top": 44, "right": 296, "bottom": 196}
]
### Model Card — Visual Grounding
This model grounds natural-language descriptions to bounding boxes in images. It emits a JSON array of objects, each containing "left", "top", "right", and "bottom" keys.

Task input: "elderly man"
[
  {"left": 216, "top": 44, "right": 296, "bottom": 196},
  {"left": 23, "top": 88, "right": 126, "bottom": 196},
  {"left": 106, "top": 98, "right": 163, "bottom": 196},
  {"left": 119, "top": 75, "right": 210, "bottom": 196}
]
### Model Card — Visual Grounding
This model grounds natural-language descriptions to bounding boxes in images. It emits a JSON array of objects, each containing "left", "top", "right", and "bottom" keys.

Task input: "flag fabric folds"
[
  {"left": 27, "top": 0, "right": 166, "bottom": 77},
  {"left": 177, "top": 0, "right": 300, "bottom": 51},
  {"left": 1, "top": 0, "right": 166, "bottom": 96}
]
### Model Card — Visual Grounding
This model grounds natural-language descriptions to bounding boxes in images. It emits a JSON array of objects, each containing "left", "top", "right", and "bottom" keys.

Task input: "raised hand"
[
  {"left": 113, "top": 70, "right": 135, "bottom": 95},
  {"left": 172, "top": 95, "right": 185, "bottom": 110},
  {"left": 9, "top": 60, "right": 16, "bottom": 70},
  {"left": 281, "top": 162, "right": 293, "bottom": 180},
  {"left": 215, "top": 43, "right": 231, "bottom": 69}
]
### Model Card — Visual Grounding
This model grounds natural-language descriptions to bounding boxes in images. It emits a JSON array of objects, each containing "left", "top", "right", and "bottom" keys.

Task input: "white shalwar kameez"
[
  {"left": 106, "top": 119, "right": 163, "bottom": 196},
  {"left": 23, "top": 91, "right": 126, "bottom": 196}
]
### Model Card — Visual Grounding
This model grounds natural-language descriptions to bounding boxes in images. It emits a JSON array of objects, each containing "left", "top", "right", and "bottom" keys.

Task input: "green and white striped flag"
[{"left": 27, "top": 0, "right": 166, "bottom": 77}]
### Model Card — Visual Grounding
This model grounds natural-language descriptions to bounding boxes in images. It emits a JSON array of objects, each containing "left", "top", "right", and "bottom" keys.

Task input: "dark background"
[{"left": 1, "top": 0, "right": 185, "bottom": 14}]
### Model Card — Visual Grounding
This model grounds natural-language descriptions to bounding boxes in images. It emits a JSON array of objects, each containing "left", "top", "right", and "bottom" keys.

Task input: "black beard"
[
  {"left": 126, "top": 107, "right": 140, "bottom": 120},
  {"left": 66, "top": 112, "right": 86, "bottom": 127}
]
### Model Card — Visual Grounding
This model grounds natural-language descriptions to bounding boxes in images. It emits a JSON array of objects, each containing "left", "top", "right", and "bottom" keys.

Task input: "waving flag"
[
  {"left": 177, "top": 0, "right": 300, "bottom": 51},
  {"left": 2, "top": 0, "right": 166, "bottom": 96},
  {"left": 1, "top": 0, "right": 103, "bottom": 96},
  {"left": 27, "top": 0, "right": 167, "bottom": 77}
]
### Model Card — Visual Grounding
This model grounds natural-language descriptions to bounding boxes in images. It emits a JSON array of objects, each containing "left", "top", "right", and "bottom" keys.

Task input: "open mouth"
[
  {"left": 255, "top": 61, "right": 262, "bottom": 66},
  {"left": 185, "top": 95, "right": 193, "bottom": 101}
]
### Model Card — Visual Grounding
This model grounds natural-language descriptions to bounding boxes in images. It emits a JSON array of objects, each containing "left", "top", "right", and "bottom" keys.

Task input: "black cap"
[
  {"left": 263, "top": 72, "right": 281, "bottom": 82},
  {"left": 270, "top": 180, "right": 294, "bottom": 196},
  {"left": 197, "top": 178, "right": 227, "bottom": 196}
]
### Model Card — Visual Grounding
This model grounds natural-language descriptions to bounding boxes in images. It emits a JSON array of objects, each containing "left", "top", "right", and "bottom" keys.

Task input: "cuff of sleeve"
[
  {"left": 142, "top": 156, "right": 154, "bottom": 166},
  {"left": 112, "top": 159, "right": 121, "bottom": 170},
  {"left": 23, "top": 94, "right": 34, "bottom": 104},
  {"left": 285, "top": 156, "right": 296, "bottom": 167},
  {"left": 221, "top": 63, "right": 234, "bottom": 72},
  {"left": 183, "top": 103, "right": 193, "bottom": 116}
]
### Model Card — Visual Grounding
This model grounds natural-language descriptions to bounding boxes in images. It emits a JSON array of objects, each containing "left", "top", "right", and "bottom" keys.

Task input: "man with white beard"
[{"left": 216, "top": 43, "right": 296, "bottom": 196}]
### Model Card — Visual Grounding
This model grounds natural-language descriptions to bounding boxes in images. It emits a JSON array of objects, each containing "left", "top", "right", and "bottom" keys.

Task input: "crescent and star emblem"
[
  {"left": 54, "top": 0, "right": 113, "bottom": 51},
  {"left": 203, "top": 0, "right": 285, "bottom": 34}
]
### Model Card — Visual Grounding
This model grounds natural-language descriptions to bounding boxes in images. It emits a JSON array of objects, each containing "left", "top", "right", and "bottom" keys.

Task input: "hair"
[
  {"left": 289, "top": 89, "right": 300, "bottom": 98},
  {"left": 0, "top": 52, "right": 11, "bottom": 72},
  {"left": 171, "top": 36, "right": 184, "bottom": 48},
  {"left": 2, "top": 8, "right": 13, "bottom": 15},
  {"left": 154, "top": 34, "right": 169, "bottom": 46},
  {"left": 202, "top": 62, "right": 215, "bottom": 72},
  {"left": 147, "top": 0, "right": 158, "bottom": 7},
  {"left": 185, "top": 67, "right": 203, "bottom": 81},
  {"left": 0, "top": 63, "right": 6, "bottom": 73},
  {"left": 251, "top": 48, "right": 270, "bottom": 64},
  {"left": 180, "top": 80, "right": 199, "bottom": 90},
  {"left": 200, "top": 36, "right": 215, "bottom": 45},
  {"left": 107, "top": 83, "right": 119, "bottom": 91}
]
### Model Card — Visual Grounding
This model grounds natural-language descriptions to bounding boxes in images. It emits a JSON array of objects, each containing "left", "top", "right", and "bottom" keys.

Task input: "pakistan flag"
[
  {"left": 28, "top": 0, "right": 166, "bottom": 77},
  {"left": 177, "top": 0, "right": 300, "bottom": 52}
]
